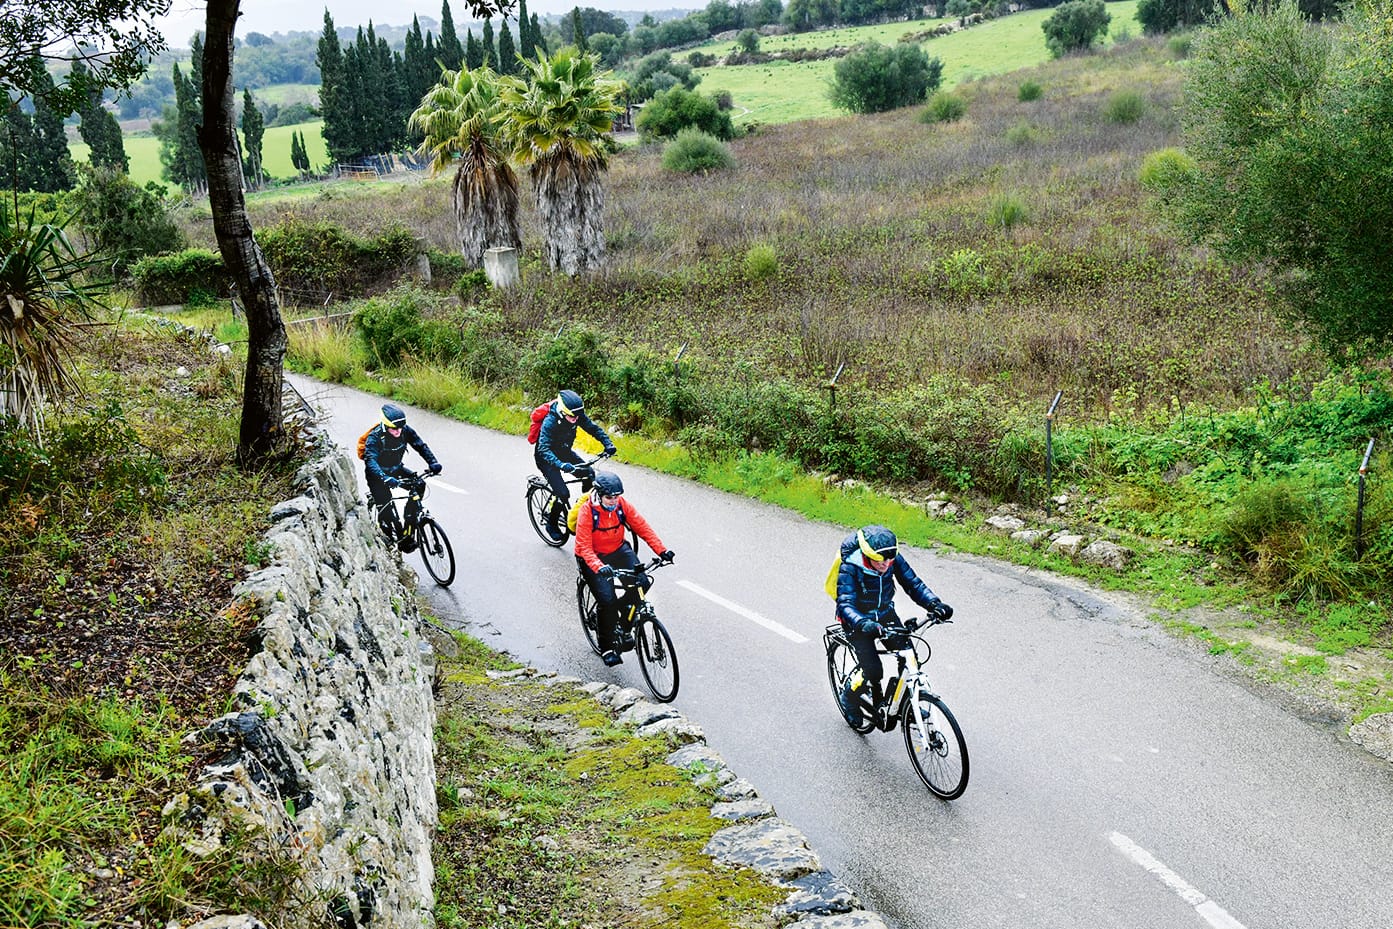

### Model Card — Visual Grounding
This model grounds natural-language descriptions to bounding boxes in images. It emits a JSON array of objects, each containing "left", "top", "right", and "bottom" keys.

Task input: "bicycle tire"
[
  {"left": 635, "top": 614, "right": 679, "bottom": 703},
  {"left": 902, "top": 692, "right": 969, "bottom": 800},
  {"left": 576, "top": 577, "right": 603, "bottom": 656},
  {"left": 417, "top": 517, "right": 456, "bottom": 587},
  {"left": 526, "top": 483, "right": 568, "bottom": 547},
  {"left": 826, "top": 637, "right": 875, "bottom": 734}
]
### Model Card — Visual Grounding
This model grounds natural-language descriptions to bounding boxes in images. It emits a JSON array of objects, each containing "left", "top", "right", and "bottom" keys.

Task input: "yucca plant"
[
  {"left": 499, "top": 49, "right": 624, "bottom": 275},
  {"left": 0, "top": 205, "right": 105, "bottom": 442},
  {"left": 409, "top": 66, "right": 521, "bottom": 268}
]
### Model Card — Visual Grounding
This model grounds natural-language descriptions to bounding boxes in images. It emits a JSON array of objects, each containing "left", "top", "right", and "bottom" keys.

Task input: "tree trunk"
[
  {"left": 534, "top": 152, "right": 605, "bottom": 276},
  {"left": 200, "top": 0, "right": 287, "bottom": 467}
]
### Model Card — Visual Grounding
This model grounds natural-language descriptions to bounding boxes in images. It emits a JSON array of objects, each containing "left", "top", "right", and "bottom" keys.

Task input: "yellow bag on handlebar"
[{"left": 566, "top": 499, "right": 584, "bottom": 534}]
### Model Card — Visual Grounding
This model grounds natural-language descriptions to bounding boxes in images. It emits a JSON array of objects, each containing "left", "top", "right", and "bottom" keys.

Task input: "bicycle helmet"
[
  {"left": 857, "top": 525, "right": 898, "bottom": 563},
  {"left": 382, "top": 403, "right": 407, "bottom": 429},
  {"left": 592, "top": 470, "right": 623, "bottom": 497},
  {"left": 556, "top": 389, "right": 584, "bottom": 417}
]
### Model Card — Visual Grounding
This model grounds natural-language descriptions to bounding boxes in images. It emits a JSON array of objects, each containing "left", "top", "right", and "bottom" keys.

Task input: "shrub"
[
  {"left": 638, "top": 87, "right": 736, "bottom": 141},
  {"left": 354, "top": 288, "right": 434, "bottom": 367},
  {"left": 922, "top": 91, "right": 967, "bottom": 123},
  {"left": 1138, "top": 147, "right": 1196, "bottom": 202},
  {"left": 258, "top": 221, "right": 419, "bottom": 304},
  {"left": 988, "top": 193, "right": 1030, "bottom": 230},
  {"left": 130, "top": 249, "right": 229, "bottom": 306},
  {"left": 1103, "top": 89, "right": 1146, "bottom": 124},
  {"left": 940, "top": 247, "right": 990, "bottom": 295},
  {"left": 522, "top": 323, "right": 611, "bottom": 399},
  {"left": 1018, "top": 80, "right": 1043, "bottom": 101},
  {"left": 661, "top": 128, "right": 736, "bottom": 174},
  {"left": 1005, "top": 120, "right": 1040, "bottom": 145},
  {"left": 829, "top": 42, "right": 943, "bottom": 114},
  {"left": 743, "top": 243, "right": 778, "bottom": 282},
  {"left": 70, "top": 167, "right": 184, "bottom": 277},
  {"left": 1042, "top": 0, "right": 1112, "bottom": 58},
  {"left": 1167, "top": 34, "right": 1194, "bottom": 58}
]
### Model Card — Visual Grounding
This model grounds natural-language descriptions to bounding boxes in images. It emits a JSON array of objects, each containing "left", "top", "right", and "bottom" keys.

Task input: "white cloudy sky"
[{"left": 155, "top": 0, "right": 694, "bottom": 47}]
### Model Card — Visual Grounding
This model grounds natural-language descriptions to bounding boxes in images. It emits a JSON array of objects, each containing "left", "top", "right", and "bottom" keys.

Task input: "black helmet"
[
  {"left": 557, "top": 389, "right": 584, "bottom": 416},
  {"left": 857, "top": 525, "right": 898, "bottom": 563},
  {"left": 592, "top": 470, "right": 623, "bottom": 496},
  {"left": 382, "top": 403, "right": 407, "bottom": 428}
]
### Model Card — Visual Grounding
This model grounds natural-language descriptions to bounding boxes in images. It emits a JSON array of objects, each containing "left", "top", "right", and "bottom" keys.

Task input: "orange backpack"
[
  {"left": 356, "top": 426, "right": 373, "bottom": 460},
  {"left": 526, "top": 402, "right": 551, "bottom": 444}
]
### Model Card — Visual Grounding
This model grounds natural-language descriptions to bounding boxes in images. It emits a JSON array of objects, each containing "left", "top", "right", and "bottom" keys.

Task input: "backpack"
[
  {"left": 356, "top": 425, "right": 374, "bottom": 460},
  {"left": 526, "top": 402, "right": 551, "bottom": 444},
  {"left": 824, "top": 556, "right": 842, "bottom": 598},
  {"left": 569, "top": 499, "right": 627, "bottom": 535}
]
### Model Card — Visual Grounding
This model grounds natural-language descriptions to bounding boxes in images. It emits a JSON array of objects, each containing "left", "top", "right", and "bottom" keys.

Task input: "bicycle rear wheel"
[
  {"left": 826, "top": 636, "right": 874, "bottom": 733},
  {"left": 418, "top": 517, "right": 456, "bottom": 587},
  {"left": 526, "top": 482, "right": 568, "bottom": 547},
  {"left": 635, "top": 614, "right": 679, "bottom": 703},
  {"left": 576, "top": 577, "right": 603, "bottom": 656},
  {"left": 902, "top": 692, "right": 969, "bottom": 800}
]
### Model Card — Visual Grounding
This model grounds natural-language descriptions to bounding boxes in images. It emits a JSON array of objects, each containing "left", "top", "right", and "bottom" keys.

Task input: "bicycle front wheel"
[
  {"left": 635, "top": 615, "right": 679, "bottom": 703},
  {"left": 526, "top": 483, "right": 567, "bottom": 547},
  {"left": 576, "top": 577, "right": 603, "bottom": 656},
  {"left": 826, "top": 637, "right": 874, "bottom": 734},
  {"left": 418, "top": 517, "right": 456, "bottom": 587},
  {"left": 902, "top": 692, "right": 969, "bottom": 800}
]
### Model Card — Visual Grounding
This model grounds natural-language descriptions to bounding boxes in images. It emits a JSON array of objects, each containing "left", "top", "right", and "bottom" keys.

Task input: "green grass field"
[
  {"left": 696, "top": 0, "right": 1140, "bottom": 123},
  {"left": 71, "top": 119, "right": 330, "bottom": 188}
]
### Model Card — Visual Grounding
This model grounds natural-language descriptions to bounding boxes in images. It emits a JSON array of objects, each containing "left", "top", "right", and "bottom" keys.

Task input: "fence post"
[
  {"left": 825, "top": 362, "right": 845, "bottom": 410},
  {"left": 1355, "top": 437, "right": 1375, "bottom": 560},
  {"left": 1045, "top": 390, "right": 1063, "bottom": 501}
]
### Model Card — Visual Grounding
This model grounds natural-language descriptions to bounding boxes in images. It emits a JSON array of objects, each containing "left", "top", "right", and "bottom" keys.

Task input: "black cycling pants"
[
  {"left": 536, "top": 448, "right": 585, "bottom": 503},
  {"left": 577, "top": 544, "right": 650, "bottom": 652}
]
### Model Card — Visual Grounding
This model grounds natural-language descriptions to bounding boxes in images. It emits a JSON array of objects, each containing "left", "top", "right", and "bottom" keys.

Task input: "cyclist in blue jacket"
[
  {"left": 836, "top": 525, "right": 952, "bottom": 727},
  {"left": 535, "top": 389, "right": 617, "bottom": 537},
  {"left": 364, "top": 403, "right": 441, "bottom": 544}
]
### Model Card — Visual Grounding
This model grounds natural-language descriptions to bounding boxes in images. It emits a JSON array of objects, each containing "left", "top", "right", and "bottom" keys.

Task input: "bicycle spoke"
[{"left": 902, "top": 693, "right": 969, "bottom": 800}]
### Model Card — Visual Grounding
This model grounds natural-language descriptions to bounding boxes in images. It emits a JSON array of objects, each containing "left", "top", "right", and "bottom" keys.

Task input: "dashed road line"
[
  {"left": 674, "top": 579, "right": 809, "bottom": 644},
  {"left": 1109, "top": 831, "right": 1249, "bottom": 929}
]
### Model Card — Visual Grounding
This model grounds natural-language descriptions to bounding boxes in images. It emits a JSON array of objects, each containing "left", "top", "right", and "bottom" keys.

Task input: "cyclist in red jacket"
[{"left": 575, "top": 470, "right": 675, "bottom": 667}]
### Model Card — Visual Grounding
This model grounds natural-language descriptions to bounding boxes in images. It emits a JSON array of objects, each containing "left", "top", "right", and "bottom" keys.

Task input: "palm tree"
[
  {"left": 409, "top": 65, "right": 521, "bottom": 267},
  {"left": 0, "top": 205, "right": 104, "bottom": 442},
  {"left": 499, "top": 48, "right": 623, "bottom": 275}
]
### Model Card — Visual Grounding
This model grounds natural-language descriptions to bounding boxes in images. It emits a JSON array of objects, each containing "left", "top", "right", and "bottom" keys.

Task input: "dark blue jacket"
[
  {"left": 535, "top": 404, "right": 614, "bottom": 469},
  {"left": 835, "top": 533, "right": 939, "bottom": 634},
  {"left": 364, "top": 423, "right": 438, "bottom": 483}
]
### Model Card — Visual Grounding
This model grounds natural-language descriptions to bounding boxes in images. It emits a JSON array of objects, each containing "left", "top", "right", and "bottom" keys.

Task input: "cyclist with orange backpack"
[
  {"left": 534, "top": 389, "right": 617, "bottom": 540},
  {"left": 575, "top": 471, "right": 674, "bottom": 667},
  {"left": 363, "top": 403, "right": 442, "bottom": 544}
]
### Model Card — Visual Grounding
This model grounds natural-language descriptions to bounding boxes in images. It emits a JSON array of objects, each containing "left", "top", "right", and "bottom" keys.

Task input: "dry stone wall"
[{"left": 162, "top": 447, "right": 437, "bottom": 929}]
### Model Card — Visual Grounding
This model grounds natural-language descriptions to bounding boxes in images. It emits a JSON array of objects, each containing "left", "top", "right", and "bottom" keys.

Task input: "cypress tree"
[
  {"left": 317, "top": 11, "right": 354, "bottom": 165},
  {"left": 1, "top": 98, "right": 38, "bottom": 193},
  {"left": 482, "top": 19, "right": 498, "bottom": 70},
  {"left": 240, "top": 88, "right": 264, "bottom": 187},
  {"left": 73, "top": 60, "right": 128, "bottom": 174},
  {"left": 532, "top": 14, "right": 548, "bottom": 55},
  {"left": 404, "top": 16, "right": 427, "bottom": 103},
  {"left": 439, "top": 0, "right": 464, "bottom": 70},
  {"left": 517, "top": 0, "right": 533, "bottom": 60},
  {"left": 465, "top": 30, "right": 483, "bottom": 70},
  {"left": 425, "top": 32, "right": 438, "bottom": 77},
  {"left": 572, "top": 8, "right": 587, "bottom": 51},
  {"left": 497, "top": 20, "right": 517, "bottom": 74},
  {"left": 28, "top": 59, "right": 76, "bottom": 192}
]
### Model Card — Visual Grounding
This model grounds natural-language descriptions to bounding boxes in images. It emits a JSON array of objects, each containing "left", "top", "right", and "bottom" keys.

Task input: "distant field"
[
  {"left": 253, "top": 83, "right": 319, "bottom": 106},
  {"left": 71, "top": 119, "right": 330, "bottom": 188},
  {"left": 696, "top": 0, "right": 1140, "bottom": 124}
]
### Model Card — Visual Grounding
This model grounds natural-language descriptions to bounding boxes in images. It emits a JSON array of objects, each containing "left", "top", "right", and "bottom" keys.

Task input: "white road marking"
[
  {"left": 674, "top": 580, "right": 810, "bottom": 644},
  {"left": 429, "top": 479, "right": 468, "bottom": 495},
  {"left": 1108, "top": 832, "right": 1249, "bottom": 929}
]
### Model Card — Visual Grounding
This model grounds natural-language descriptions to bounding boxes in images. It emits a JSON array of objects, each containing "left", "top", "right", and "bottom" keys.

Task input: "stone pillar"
[
  {"left": 483, "top": 247, "right": 519, "bottom": 288},
  {"left": 413, "top": 237, "right": 431, "bottom": 284}
]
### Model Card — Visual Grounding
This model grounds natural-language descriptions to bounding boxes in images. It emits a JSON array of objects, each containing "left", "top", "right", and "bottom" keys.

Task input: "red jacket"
[{"left": 574, "top": 495, "right": 665, "bottom": 572}]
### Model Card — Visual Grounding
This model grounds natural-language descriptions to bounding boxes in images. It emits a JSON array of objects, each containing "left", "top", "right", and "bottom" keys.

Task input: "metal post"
[
  {"left": 825, "top": 362, "right": 845, "bottom": 410},
  {"left": 555, "top": 322, "right": 565, "bottom": 338},
  {"left": 1355, "top": 438, "right": 1375, "bottom": 559},
  {"left": 673, "top": 342, "right": 688, "bottom": 381},
  {"left": 1045, "top": 390, "right": 1062, "bottom": 500}
]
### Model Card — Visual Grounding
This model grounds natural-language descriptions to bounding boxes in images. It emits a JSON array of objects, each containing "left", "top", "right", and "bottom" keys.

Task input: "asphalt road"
[{"left": 288, "top": 374, "right": 1393, "bottom": 929}]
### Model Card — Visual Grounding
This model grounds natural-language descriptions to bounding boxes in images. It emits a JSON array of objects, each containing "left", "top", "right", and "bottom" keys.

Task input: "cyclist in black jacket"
[
  {"left": 835, "top": 525, "right": 952, "bottom": 726},
  {"left": 364, "top": 403, "right": 441, "bottom": 542},
  {"left": 535, "top": 389, "right": 617, "bottom": 536}
]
